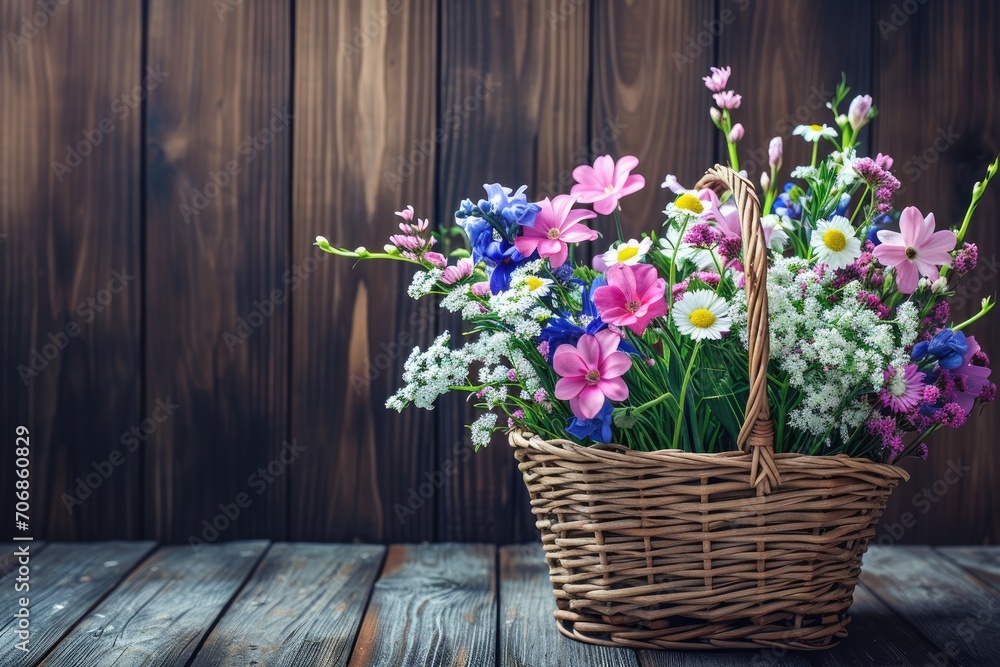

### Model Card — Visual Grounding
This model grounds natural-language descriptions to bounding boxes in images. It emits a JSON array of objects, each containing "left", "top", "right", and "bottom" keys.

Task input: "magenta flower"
[
  {"left": 593, "top": 263, "right": 667, "bottom": 335},
  {"left": 570, "top": 155, "right": 646, "bottom": 215},
  {"left": 880, "top": 363, "right": 926, "bottom": 412},
  {"left": 952, "top": 336, "right": 992, "bottom": 413},
  {"left": 553, "top": 330, "right": 631, "bottom": 420},
  {"left": 514, "top": 195, "right": 597, "bottom": 268},
  {"left": 873, "top": 206, "right": 956, "bottom": 293},
  {"left": 441, "top": 257, "right": 474, "bottom": 285},
  {"left": 424, "top": 252, "right": 447, "bottom": 268},
  {"left": 702, "top": 66, "right": 731, "bottom": 92}
]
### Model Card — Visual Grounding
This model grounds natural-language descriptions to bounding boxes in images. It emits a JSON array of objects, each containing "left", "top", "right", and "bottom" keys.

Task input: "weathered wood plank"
[
  {"left": 590, "top": 0, "right": 716, "bottom": 237},
  {"left": 348, "top": 544, "right": 496, "bottom": 666},
  {"left": 939, "top": 547, "right": 1000, "bottom": 593},
  {"left": 290, "top": 0, "right": 439, "bottom": 542},
  {"left": 41, "top": 541, "right": 269, "bottom": 666},
  {"left": 860, "top": 545, "right": 1000, "bottom": 666},
  {"left": 872, "top": 0, "right": 1000, "bottom": 545},
  {"left": 0, "top": 0, "right": 142, "bottom": 540},
  {"left": 145, "top": 0, "right": 291, "bottom": 542},
  {"left": 192, "top": 543, "right": 385, "bottom": 667},
  {"left": 0, "top": 541, "right": 154, "bottom": 667},
  {"left": 0, "top": 543, "right": 45, "bottom": 577},
  {"left": 718, "top": 0, "right": 872, "bottom": 182},
  {"left": 500, "top": 545, "right": 640, "bottom": 667}
]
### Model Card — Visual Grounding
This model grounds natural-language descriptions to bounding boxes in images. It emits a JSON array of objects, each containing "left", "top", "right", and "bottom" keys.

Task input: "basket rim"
[{"left": 509, "top": 429, "right": 910, "bottom": 483}]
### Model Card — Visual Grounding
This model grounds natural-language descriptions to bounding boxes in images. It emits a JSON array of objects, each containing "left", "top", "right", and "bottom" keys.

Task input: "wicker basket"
[{"left": 509, "top": 165, "right": 910, "bottom": 650}]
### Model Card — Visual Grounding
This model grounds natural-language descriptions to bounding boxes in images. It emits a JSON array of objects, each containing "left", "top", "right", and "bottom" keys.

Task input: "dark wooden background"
[{"left": 1, "top": 0, "right": 997, "bottom": 545}]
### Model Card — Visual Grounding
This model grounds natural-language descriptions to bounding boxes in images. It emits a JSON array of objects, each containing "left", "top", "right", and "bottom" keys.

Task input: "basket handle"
[{"left": 696, "top": 165, "right": 781, "bottom": 495}]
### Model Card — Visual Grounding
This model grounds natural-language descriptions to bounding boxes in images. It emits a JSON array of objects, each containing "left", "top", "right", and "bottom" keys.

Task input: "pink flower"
[
  {"left": 424, "top": 252, "right": 447, "bottom": 268},
  {"left": 441, "top": 257, "right": 474, "bottom": 284},
  {"left": 592, "top": 263, "right": 667, "bottom": 335},
  {"left": 702, "top": 66, "right": 731, "bottom": 92},
  {"left": 880, "top": 363, "right": 926, "bottom": 412},
  {"left": 471, "top": 281, "right": 491, "bottom": 296},
  {"left": 875, "top": 152, "right": 894, "bottom": 170},
  {"left": 728, "top": 123, "right": 744, "bottom": 142},
  {"left": 848, "top": 95, "right": 873, "bottom": 131},
  {"left": 513, "top": 195, "right": 597, "bottom": 268},
  {"left": 395, "top": 205, "right": 414, "bottom": 221},
  {"left": 873, "top": 206, "right": 956, "bottom": 293},
  {"left": 713, "top": 91, "right": 742, "bottom": 110},
  {"left": 553, "top": 330, "right": 631, "bottom": 419},
  {"left": 570, "top": 155, "right": 646, "bottom": 215},
  {"left": 768, "top": 137, "right": 783, "bottom": 169}
]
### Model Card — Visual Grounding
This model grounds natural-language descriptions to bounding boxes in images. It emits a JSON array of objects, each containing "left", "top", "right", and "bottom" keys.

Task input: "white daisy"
[
  {"left": 793, "top": 124, "right": 838, "bottom": 143},
  {"left": 664, "top": 191, "right": 709, "bottom": 221},
  {"left": 522, "top": 275, "right": 553, "bottom": 297},
  {"left": 602, "top": 237, "right": 653, "bottom": 267},
  {"left": 810, "top": 215, "right": 862, "bottom": 270},
  {"left": 672, "top": 290, "right": 731, "bottom": 341}
]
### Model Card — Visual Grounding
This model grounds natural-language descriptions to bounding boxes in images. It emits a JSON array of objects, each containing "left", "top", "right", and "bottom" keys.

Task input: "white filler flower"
[
  {"left": 672, "top": 290, "right": 731, "bottom": 340},
  {"left": 810, "top": 215, "right": 862, "bottom": 270}
]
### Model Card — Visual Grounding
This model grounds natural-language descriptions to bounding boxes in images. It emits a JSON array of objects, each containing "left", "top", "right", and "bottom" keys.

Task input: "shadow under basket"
[{"left": 509, "top": 430, "right": 909, "bottom": 651}]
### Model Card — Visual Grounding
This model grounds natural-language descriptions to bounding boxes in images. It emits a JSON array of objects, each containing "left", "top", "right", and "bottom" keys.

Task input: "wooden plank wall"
[{"left": 1, "top": 0, "right": 998, "bottom": 544}]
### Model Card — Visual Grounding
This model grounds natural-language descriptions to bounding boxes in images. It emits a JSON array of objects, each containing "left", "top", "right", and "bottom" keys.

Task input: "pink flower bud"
[
  {"left": 728, "top": 123, "right": 744, "bottom": 143},
  {"left": 875, "top": 152, "right": 894, "bottom": 170},
  {"left": 768, "top": 136, "right": 783, "bottom": 169},
  {"left": 394, "top": 205, "right": 415, "bottom": 221},
  {"left": 760, "top": 171, "right": 770, "bottom": 192},
  {"left": 441, "top": 257, "right": 474, "bottom": 284},
  {"left": 848, "top": 95, "right": 873, "bottom": 131},
  {"left": 423, "top": 251, "right": 447, "bottom": 268},
  {"left": 702, "top": 66, "right": 731, "bottom": 93},
  {"left": 471, "top": 281, "right": 491, "bottom": 297},
  {"left": 709, "top": 107, "right": 723, "bottom": 126},
  {"left": 713, "top": 91, "right": 742, "bottom": 110}
]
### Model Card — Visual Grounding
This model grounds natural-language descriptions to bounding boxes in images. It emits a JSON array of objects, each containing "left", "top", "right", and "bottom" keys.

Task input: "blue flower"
[
  {"left": 479, "top": 184, "right": 540, "bottom": 234},
  {"left": 772, "top": 183, "right": 803, "bottom": 220},
  {"left": 566, "top": 399, "right": 614, "bottom": 443},
  {"left": 481, "top": 238, "right": 532, "bottom": 293},
  {"left": 912, "top": 329, "right": 968, "bottom": 370},
  {"left": 866, "top": 214, "right": 892, "bottom": 246},
  {"left": 833, "top": 193, "right": 851, "bottom": 217}
]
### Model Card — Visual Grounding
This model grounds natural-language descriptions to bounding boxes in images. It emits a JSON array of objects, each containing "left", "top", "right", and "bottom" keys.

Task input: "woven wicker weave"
[{"left": 509, "top": 165, "right": 909, "bottom": 650}]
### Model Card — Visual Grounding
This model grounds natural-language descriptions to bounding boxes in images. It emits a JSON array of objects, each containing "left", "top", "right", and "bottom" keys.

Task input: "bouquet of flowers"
[{"left": 317, "top": 66, "right": 997, "bottom": 465}]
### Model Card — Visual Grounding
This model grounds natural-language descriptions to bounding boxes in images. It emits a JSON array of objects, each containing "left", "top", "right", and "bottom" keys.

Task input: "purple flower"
[{"left": 953, "top": 243, "right": 978, "bottom": 274}]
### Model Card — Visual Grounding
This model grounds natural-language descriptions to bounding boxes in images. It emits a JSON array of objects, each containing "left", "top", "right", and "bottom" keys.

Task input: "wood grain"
[
  {"left": 41, "top": 541, "right": 269, "bottom": 666},
  {"left": 590, "top": 0, "right": 717, "bottom": 238},
  {"left": 873, "top": 0, "right": 1000, "bottom": 546},
  {"left": 0, "top": 541, "right": 154, "bottom": 667},
  {"left": 289, "top": 0, "right": 439, "bottom": 542},
  {"left": 144, "top": 0, "right": 292, "bottom": 543},
  {"left": 0, "top": 543, "right": 45, "bottom": 577},
  {"left": 0, "top": 0, "right": 142, "bottom": 540},
  {"left": 192, "top": 543, "right": 385, "bottom": 666},
  {"left": 861, "top": 545, "right": 1000, "bottom": 666},
  {"left": 499, "top": 545, "right": 640, "bottom": 667},
  {"left": 717, "top": 0, "right": 873, "bottom": 185},
  {"left": 348, "top": 544, "right": 496, "bottom": 666},
  {"left": 939, "top": 546, "right": 1000, "bottom": 592}
]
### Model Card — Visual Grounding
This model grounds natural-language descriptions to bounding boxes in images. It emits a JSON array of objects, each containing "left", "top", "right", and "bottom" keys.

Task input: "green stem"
[
  {"left": 671, "top": 341, "right": 702, "bottom": 450},
  {"left": 613, "top": 208, "right": 624, "bottom": 242},
  {"left": 952, "top": 298, "right": 995, "bottom": 332},
  {"left": 810, "top": 142, "right": 819, "bottom": 169},
  {"left": 848, "top": 185, "right": 871, "bottom": 227}
]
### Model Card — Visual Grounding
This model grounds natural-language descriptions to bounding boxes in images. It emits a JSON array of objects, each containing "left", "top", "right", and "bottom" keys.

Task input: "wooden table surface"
[{"left": 1, "top": 542, "right": 998, "bottom": 666}]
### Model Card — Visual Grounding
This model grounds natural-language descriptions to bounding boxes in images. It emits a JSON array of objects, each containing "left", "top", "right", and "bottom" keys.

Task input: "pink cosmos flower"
[
  {"left": 880, "top": 363, "right": 925, "bottom": 412},
  {"left": 441, "top": 257, "right": 474, "bottom": 284},
  {"left": 553, "top": 329, "right": 632, "bottom": 420},
  {"left": 873, "top": 206, "right": 956, "bottom": 294},
  {"left": 570, "top": 155, "right": 646, "bottom": 215},
  {"left": 702, "top": 66, "right": 731, "bottom": 92},
  {"left": 513, "top": 195, "right": 597, "bottom": 268},
  {"left": 592, "top": 263, "right": 668, "bottom": 335}
]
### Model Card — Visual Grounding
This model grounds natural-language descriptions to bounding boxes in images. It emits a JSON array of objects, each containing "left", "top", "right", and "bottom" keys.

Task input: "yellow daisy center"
[
  {"left": 809, "top": 124, "right": 823, "bottom": 131},
  {"left": 526, "top": 277, "right": 546, "bottom": 292},
  {"left": 689, "top": 308, "right": 716, "bottom": 329},
  {"left": 675, "top": 193, "right": 704, "bottom": 214},
  {"left": 616, "top": 246, "right": 640, "bottom": 262},
  {"left": 822, "top": 228, "right": 848, "bottom": 252}
]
